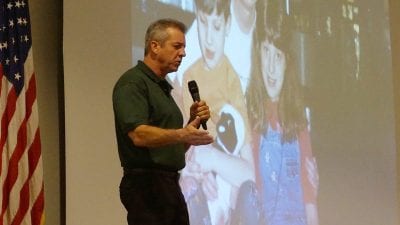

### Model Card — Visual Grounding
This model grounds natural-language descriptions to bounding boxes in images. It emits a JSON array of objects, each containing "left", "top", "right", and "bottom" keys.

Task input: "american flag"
[{"left": 0, "top": 1, "right": 45, "bottom": 225}]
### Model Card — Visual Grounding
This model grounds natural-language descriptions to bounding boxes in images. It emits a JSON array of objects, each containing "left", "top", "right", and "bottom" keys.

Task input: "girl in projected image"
[{"left": 245, "top": 1, "right": 319, "bottom": 225}]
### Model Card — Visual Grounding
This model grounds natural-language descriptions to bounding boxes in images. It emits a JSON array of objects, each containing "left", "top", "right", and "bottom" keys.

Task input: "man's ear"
[{"left": 150, "top": 40, "right": 160, "bottom": 54}]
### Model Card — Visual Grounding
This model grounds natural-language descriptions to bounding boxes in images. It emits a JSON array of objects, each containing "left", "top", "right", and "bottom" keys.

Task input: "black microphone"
[{"left": 188, "top": 80, "right": 207, "bottom": 130}]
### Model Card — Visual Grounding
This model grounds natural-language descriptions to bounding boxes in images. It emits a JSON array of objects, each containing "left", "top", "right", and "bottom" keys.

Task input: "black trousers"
[{"left": 119, "top": 168, "right": 189, "bottom": 225}]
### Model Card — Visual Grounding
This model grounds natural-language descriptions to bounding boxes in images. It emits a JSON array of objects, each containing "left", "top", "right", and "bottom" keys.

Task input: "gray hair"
[{"left": 144, "top": 18, "right": 187, "bottom": 55}]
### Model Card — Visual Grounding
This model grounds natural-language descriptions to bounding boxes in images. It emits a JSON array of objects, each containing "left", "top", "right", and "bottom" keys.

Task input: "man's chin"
[
  {"left": 170, "top": 65, "right": 180, "bottom": 72},
  {"left": 167, "top": 69, "right": 178, "bottom": 75}
]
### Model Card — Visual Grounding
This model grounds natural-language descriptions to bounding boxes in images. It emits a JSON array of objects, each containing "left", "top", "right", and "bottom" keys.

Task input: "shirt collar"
[{"left": 137, "top": 60, "right": 173, "bottom": 94}]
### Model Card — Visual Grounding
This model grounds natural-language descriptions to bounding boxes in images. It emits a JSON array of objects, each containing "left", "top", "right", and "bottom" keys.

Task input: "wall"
[
  {"left": 389, "top": 0, "right": 400, "bottom": 219},
  {"left": 63, "top": 0, "right": 131, "bottom": 224},
  {"left": 29, "top": 0, "right": 62, "bottom": 225}
]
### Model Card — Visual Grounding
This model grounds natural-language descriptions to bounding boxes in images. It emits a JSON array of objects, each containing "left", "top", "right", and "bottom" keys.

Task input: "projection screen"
[
  {"left": 129, "top": 1, "right": 397, "bottom": 225},
  {"left": 63, "top": 0, "right": 398, "bottom": 225}
]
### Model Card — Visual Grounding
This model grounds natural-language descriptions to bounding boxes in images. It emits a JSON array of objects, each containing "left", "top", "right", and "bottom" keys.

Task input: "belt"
[{"left": 123, "top": 168, "right": 180, "bottom": 178}]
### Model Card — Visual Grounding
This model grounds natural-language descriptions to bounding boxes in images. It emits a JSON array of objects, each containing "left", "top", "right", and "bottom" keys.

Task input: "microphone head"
[
  {"left": 188, "top": 80, "right": 199, "bottom": 94},
  {"left": 187, "top": 80, "right": 206, "bottom": 129},
  {"left": 188, "top": 80, "right": 201, "bottom": 102}
]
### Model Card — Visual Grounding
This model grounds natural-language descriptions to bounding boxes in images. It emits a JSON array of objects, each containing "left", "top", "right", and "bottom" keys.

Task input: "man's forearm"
[
  {"left": 128, "top": 117, "right": 213, "bottom": 149},
  {"left": 128, "top": 125, "right": 183, "bottom": 148}
]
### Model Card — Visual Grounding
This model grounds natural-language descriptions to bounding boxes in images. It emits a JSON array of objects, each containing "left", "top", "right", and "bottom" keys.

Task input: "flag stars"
[
  {"left": 15, "top": 1, "right": 22, "bottom": 8},
  {"left": 21, "top": 35, "right": 29, "bottom": 42},
  {"left": 0, "top": 42, "right": 8, "bottom": 50},
  {"left": 14, "top": 72, "right": 21, "bottom": 80},
  {"left": 17, "top": 17, "right": 28, "bottom": 26},
  {"left": 14, "top": 1, "right": 27, "bottom": 9},
  {"left": 16, "top": 17, "right": 28, "bottom": 26},
  {"left": 0, "top": 24, "right": 6, "bottom": 31},
  {"left": 17, "top": 17, "right": 23, "bottom": 25},
  {"left": 1, "top": 0, "right": 31, "bottom": 95}
]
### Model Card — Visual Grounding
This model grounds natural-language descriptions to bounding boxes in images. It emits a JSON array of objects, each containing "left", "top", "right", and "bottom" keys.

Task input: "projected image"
[
  {"left": 132, "top": 0, "right": 317, "bottom": 225},
  {"left": 131, "top": 0, "right": 396, "bottom": 225}
]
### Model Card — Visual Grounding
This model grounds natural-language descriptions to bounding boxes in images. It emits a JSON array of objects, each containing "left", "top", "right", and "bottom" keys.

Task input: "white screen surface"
[{"left": 130, "top": 1, "right": 398, "bottom": 225}]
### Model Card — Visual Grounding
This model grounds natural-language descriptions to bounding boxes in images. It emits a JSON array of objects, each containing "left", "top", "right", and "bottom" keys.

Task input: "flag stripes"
[{"left": 0, "top": 0, "right": 45, "bottom": 224}]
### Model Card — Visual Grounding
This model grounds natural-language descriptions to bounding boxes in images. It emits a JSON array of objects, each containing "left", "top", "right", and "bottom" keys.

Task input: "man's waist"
[{"left": 123, "top": 167, "right": 180, "bottom": 178}]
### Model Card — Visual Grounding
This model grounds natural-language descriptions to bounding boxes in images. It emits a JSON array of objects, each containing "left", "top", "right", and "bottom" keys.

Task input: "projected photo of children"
[
  {"left": 131, "top": 0, "right": 399, "bottom": 225},
  {"left": 131, "top": 1, "right": 319, "bottom": 225}
]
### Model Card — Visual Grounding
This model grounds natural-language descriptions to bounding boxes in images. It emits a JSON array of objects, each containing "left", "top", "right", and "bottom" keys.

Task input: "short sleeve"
[{"left": 113, "top": 81, "right": 149, "bottom": 134}]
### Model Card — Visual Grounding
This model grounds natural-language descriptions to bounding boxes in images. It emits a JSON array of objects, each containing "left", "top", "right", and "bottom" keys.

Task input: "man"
[{"left": 112, "top": 18, "right": 214, "bottom": 225}]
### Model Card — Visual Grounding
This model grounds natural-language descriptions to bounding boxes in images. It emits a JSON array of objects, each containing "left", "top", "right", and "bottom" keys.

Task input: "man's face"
[
  {"left": 156, "top": 27, "right": 186, "bottom": 74},
  {"left": 196, "top": 8, "right": 228, "bottom": 70},
  {"left": 261, "top": 39, "right": 286, "bottom": 102}
]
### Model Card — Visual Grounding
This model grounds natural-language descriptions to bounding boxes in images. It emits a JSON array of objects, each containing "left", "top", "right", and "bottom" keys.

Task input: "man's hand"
[
  {"left": 182, "top": 117, "right": 213, "bottom": 146},
  {"left": 189, "top": 100, "right": 210, "bottom": 126}
]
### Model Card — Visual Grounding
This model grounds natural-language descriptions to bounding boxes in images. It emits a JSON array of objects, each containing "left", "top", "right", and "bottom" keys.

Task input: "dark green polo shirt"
[{"left": 112, "top": 61, "right": 185, "bottom": 171}]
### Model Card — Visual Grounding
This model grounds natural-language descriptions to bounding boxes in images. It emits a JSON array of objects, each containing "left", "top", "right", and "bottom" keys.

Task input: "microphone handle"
[
  {"left": 191, "top": 94, "right": 207, "bottom": 130},
  {"left": 201, "top": 121, "right": 207, "bottom": 130}
]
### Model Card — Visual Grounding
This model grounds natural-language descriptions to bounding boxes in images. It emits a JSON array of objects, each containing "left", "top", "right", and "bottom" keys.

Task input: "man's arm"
[{"left": 128, "top": 116, "right": 213, "bottom": 149}]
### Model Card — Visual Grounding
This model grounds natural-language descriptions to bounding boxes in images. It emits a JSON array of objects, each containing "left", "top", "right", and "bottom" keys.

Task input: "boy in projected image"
[
  {"left": 244, "top": 1, "right": 319, "bottom": 225},
  {"left": 179, "top": 0, "right": 255, "bottom": 225}
]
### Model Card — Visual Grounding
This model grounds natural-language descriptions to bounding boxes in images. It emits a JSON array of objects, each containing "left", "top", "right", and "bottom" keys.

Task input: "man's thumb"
[{"left": 189, "top": 116, "right": 201, "bottom": 128}]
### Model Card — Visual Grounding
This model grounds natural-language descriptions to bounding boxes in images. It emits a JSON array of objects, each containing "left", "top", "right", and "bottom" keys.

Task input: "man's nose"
[{"left": 179, "top": 47, "right": 186, "bottom": 57}]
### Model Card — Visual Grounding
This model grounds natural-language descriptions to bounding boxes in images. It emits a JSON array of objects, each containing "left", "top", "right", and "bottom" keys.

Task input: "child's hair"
[
  {"left": 194, "top": 0, "right": 231, "bottom": 21},
  {"left": 246, "top": 0, "right": 307, "bottom": 143}
]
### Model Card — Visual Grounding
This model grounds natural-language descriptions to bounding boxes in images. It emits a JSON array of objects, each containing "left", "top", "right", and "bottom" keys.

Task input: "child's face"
[
  {"left": 196, "top": 8, "right": 228, "bottom": 70},
  {"left": 261, "top": 38, "right": 286, "bottom": 102}
]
